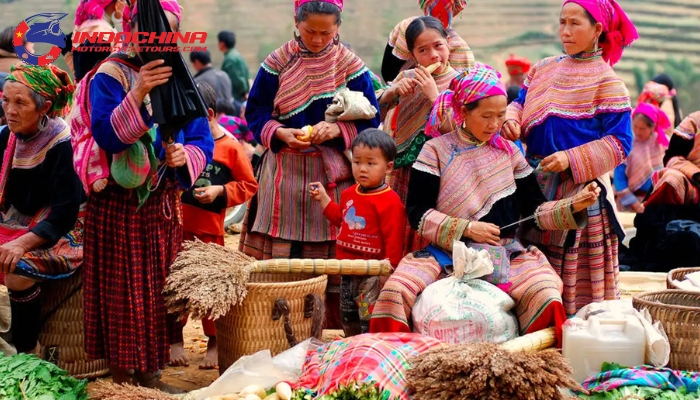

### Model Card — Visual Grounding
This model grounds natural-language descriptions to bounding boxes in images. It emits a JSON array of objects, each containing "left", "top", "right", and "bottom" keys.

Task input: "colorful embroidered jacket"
[
  {"left": 245, "top": 40, "right": 380, "bottom": 242},
  {"left": 89, "top": 58, "right": 214, "bottom": 188},
  {"left": 409, "top": 128, "right": 585, "bottom": 252},
  {"left": 613, "top": 133, "right": 666, "bottom": 208}
]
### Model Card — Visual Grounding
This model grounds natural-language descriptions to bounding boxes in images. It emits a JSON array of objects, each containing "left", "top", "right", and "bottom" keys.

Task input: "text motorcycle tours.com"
[{"left": 71, "top": 31, "right": 208, "bottom": 53}]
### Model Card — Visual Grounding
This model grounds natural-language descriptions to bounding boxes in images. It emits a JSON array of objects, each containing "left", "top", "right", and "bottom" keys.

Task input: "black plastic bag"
[{"left": 135, "top": 0, "right": 207, "bottom": 142}]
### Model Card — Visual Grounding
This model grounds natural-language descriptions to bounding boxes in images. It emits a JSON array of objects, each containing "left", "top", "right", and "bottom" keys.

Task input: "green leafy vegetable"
[
  {"left": 579, "top": 385, "right": 698, "bottom": 400},
  {"left": 291, "top": 381, "right": 398, "bottom": 400},
  {"left": 0, "top": 353, "right": 88, "bottom": 400}
]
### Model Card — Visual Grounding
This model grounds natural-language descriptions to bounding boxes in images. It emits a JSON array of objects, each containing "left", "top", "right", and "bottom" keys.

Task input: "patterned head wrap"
[
  {"left": 419, "top": 0, "right": 467, "bottom": 28},
  {"left": 562, "top": 0, "right": 638, "bottom": 66},
  {"left": 6, "top": 64, "right": 74, "bottom": 118},
  {"left": 295, "top": 0, "right": 344, "bottom": 12},
  {"left": 633, "top": 102, "right": 670, "bottom": 146},
  {"left": 426, "top": 63, "right": 509, "bottom": 149},
  {"left": 125, "top": 0, "right": 182, "bottom": 31},
  {"left": 637, "top": 81, "right": 674, "bottom": 108},
  {"left": 505, "top": 54, "right": 531, "bottom": 76},
  {"left": 74, "top": 0, "right": 118, "bottom": 27}
]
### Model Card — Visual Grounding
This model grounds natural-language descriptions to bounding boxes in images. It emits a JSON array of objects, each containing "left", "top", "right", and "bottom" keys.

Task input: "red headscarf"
[
  {"left": 505, "top": 54, "right": 531, "bottom": 76},
  {"left": 294, "top": 0, "right": 344, "bottom": 12},
  {"left": 562, "top": 0, "right": 638, "bottom": 66}
]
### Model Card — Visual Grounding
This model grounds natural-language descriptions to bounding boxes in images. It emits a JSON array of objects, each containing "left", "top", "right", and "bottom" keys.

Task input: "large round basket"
[
  {"left": 667, "top": 267, "right": 700, "bottom": 289},
  {"left": 632, "top": 290, "right": 700, "bottom": 371},
  {"left": 216, "top": 273, "right": 328, "bottom": 373},
  {"left": 39, "top": 270, "right": 109, "bottom": 379}
]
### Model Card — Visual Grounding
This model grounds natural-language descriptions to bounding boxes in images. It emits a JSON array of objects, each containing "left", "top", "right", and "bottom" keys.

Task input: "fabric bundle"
[{"left": 133, "top": 0, "right": 207, "bottom": 142}]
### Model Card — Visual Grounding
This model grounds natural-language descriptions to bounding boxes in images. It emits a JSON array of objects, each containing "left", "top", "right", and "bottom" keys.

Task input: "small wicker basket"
[
  {"left": 666, "top": 267, "right": 700, "bottom": 289},
  {"left": 632, "top": 290, "right": 700, "bottom": 371},
  {"left": 216, "top": 273, "right": 328, "bottom": 373},
  {"left": 39, "top": 270, "right": 109, "bottom": 379}
]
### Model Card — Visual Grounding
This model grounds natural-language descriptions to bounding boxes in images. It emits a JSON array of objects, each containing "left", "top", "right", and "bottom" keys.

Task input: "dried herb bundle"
[
  {"left": 90, "top": 381, "right": 177, "bottom": 400},
  {"left": 406, "top": 343, "right": 583, "bottom": 400},
  {"left": 164, "top": 239, "right": 255, "bottom": 320}
]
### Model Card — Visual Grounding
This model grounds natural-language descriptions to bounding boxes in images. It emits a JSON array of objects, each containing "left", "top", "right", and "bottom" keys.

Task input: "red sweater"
[
  {"left": 323, "top": 184, "right": 406, "bottom": 267},
  {"left": 182, "top": 135, "right": 258, "bottom": 236}
]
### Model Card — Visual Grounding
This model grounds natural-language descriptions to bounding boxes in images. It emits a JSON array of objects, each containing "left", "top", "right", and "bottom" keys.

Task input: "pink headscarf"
[
  {"left": 426, "top": 63, "right": 510, "bottom": 150},
  {"left": 294, "top": 0, "right": 344, "bottom": 12},
  {"left": 74, "top": 0, "right": 116, "bottom": 27},
  {"left": 563, "top": 0, "right": 638, "bottom": 66},
  {"left": 124, "top": 0, "right": 182, "bottom": 31},
  {"left": 633, "top": 102, "right": 670, "bottom": 146}
]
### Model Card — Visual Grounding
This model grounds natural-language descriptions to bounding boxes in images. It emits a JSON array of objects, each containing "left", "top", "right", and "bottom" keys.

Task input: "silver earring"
[
  {"left": 293, "top": 29, "right": 301, "bottom": 41},
  {"left": 593, "top": 37, "right": 599, "bottom": 51},
  {"left": 38, "top": 115, "right": 49, "bottom": 131}
]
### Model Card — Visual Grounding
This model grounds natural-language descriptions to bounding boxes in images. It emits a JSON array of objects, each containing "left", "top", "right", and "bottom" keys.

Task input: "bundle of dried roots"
[
  {"left": 406, "top": 343, "right": 583, "bottom": 400},
  {"left": 164, "top": 239, "right": 255, "bottom": 320},
  {"left": 90, "top": 381, "right": 177, "bottom": 400}
]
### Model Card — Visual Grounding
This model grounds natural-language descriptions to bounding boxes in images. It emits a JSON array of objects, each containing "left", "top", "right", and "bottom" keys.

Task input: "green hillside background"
[{"left": 2, "top": 0, "right": 700, "bottom": 111}]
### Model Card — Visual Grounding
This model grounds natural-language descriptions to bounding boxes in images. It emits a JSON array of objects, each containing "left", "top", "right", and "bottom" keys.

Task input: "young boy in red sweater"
[
  {"left": 170, "top": 82, "right": 258, "bottom": 369},
  {"left": 310, "top": 128, "right": 406, "bottom": 336}
]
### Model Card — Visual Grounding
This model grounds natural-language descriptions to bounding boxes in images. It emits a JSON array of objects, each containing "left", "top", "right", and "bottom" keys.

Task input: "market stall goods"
[
  {"left": 0, "top": 353, "right": 88, "bottom": 399},
  {"left": 90, "top": 381, "right": 177, "bottom": 400},
  {"left": 406, "top": 343, "right": 583, "bottom": 400}
]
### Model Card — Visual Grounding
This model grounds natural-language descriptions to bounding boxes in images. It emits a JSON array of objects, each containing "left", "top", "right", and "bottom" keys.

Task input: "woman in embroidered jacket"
[
  {"left": 370, "top": 64, "right": 601, "bottom": 344},
  {"left": 82, "top": 0, "right": 214, "bottom": 391},
  {"left": 241, "top": 0, "right": 380, "bottom": 328},
  {"left": 614, "top": 103, "right": 670, "bottom": 213},
  {"left": 646, "top": 112, "right": 700, "bottom": 206},
  {"left": 381, "top": 0, "right": 475, "bottom": 83},
  {"left": 0, "top": 64, "right": 83, "bottom": 355},
  {"left": 502, "top": 0, "right": 636, "bottom": 315}
]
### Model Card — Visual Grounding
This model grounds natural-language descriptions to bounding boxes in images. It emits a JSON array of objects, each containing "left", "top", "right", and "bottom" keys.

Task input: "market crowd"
[{"left": 0, "top": 0, "right": 698, "bottom": 394}]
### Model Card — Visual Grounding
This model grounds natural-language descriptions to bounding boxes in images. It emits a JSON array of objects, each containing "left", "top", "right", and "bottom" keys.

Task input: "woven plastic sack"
[
  {"left": 0, "top": 286, "right": 15, "bottom": 356},
  {"left": 325, "top": 88, "right": 377, "bottom": 123}
]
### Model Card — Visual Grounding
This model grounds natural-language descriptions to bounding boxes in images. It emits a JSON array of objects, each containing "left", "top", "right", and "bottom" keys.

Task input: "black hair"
[
  {"left": 633, "top": 112, "right": 654, "bottom": 128},
  {"left": 296, "top": 1, "right": 342, "bottom": 25},
  {"left": 189, "top": 50, "right": 211, "bottom": 65},
  {"left": 405, "top": 16, "right": 448, "bottom": 53},
  {"left": 581, "top": 9, "right": 608, "bottom": 44},
  {"left": 0, "top": 27, "right": 14, "bottom": 53},
  {"left": 218, "top": 30, "right": 236, "bottom": 49},
  {"left": 351, "top": 128, "right": 397, "bottom": 162},
  {"left": 507, "top": 85, "right": 521, "bottom": 105},
  {"left": 197, "top": 82, "right": 218, "bottom": 113},
  {"left": 652, "top": 73, "right": 682, "bottom": 127},
  {"left": 216, "top": 98, "right": 236, "bottom": 116}
]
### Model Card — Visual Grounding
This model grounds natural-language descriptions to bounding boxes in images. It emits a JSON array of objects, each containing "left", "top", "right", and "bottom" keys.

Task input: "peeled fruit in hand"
[
  {"left": 297, "top": 125, "right": 313, "bottom": 142},
  {"left": 395, "top": 62, "right": 442, "bottom": 82},
  {"left": 275, "top": 382, "right": 293, "bottom": 400},
  {"left": 240, "top": 385, "right": 266, "bottom": 399}
]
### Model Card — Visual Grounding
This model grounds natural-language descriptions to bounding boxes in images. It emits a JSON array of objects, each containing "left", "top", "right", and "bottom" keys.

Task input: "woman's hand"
[
  {"left": 275, "top": 127, "right": 310, "bottom": 150},
  {"left": 541, "top": 151, "right": 570, "bottom": 173},
  {"left": 194, "top": 185, "right": 224, "bottom": 204},
  {"left": 502, "top": 120, "right": 521, "bottom": 141},
  {"left": 309, "top": 182, "right": 332, "bottom": 209},
  {"left": 631, "top": 201, "right": 645, "bottom": 214},
  {"left": 571, "top": 182, "right": 601, "bottom": 213},
  {"left": 164, "top": 142, "right": 187, "bottom": 168},
  {"left": 414, "top": 66, "right": 439, "bottom": 103},
  {"left": 0, "top": 241, "right": 27, "bottom": 274},
  {"left": 389, "top": 78, "right": 416, "bottom": 98},
  {"left": 311, "top": 122, "right": 341, "bottom": 144},
  {"left": 132, "top": 59, "right": 172, "bottom": 101},
  {"left": 464, "top": 221, "right": 501, "bottom": 246}
]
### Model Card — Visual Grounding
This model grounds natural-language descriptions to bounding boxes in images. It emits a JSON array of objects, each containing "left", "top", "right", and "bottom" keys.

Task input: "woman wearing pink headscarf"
[
  {"left": 501, "top": 0, "right": 637, "bottom": 316},
  {"left": 613, "top": 103, "right": 670, "bottom": 213}
]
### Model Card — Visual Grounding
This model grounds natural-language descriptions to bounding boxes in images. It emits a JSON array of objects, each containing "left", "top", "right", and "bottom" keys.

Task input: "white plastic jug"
[{"left": 563, "top": 314, "right": 646, "bottom": 383}]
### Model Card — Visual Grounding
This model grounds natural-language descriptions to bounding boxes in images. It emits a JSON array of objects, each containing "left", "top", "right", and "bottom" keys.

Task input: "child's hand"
[
  {"left": 414, "top": 65, "right": 439, "bottom": 103},
  {"left": 309, "top": 182, "right": 332, "bottom": 209},
  {"left": 194, "top": 185, "right": 224, "bottom": 204},
  {"left": 391, "top": 78, "right": 416, "bottom": 97}
]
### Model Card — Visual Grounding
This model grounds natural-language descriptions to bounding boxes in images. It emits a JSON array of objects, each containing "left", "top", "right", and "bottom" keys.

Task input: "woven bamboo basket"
[
  {"left": 216, "top": 272, "right": 328, "bottom": 373},
  {"left": 667, "top": 267, "right": 700, "bottom": 289},
  {"left": 39, "top": 270, "right": 109, "bottom": 379},
  {"left": 632, "top": 290, "right": 700, "bottom": 371}
]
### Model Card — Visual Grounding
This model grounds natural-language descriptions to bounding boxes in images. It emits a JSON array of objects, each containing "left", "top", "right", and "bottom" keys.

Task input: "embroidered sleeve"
[
  {"left": 565, "top": 135, "right": 628, "bottom": 184},
  {"left": 675, "top": 112, "right": 700, "bottom": 140},
  {"left": 667, "top": 156, "right": 700, "bottom": 182},
  {"left": 534, "top": 199, "right": 586, "bottom": 231},
  {"left": 419, "top": 209, "right": 470, "bottom": 251},
  {"left": 412, "top": 140, "right": 441, "bottom": 176},
  {"left": 505, "top": 62, "right": 538, "bottom": 124},
  {"left": 245, "top": 68, "right": 285, "bottom": 152},
  {"left": 511, "top": 146, "right": 533, "bottom": 179},
  {"left": 175, "top": 117, "right": 214, "bottom": 188}
]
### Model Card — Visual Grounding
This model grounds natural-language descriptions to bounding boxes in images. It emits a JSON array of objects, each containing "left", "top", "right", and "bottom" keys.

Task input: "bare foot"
[
  {"left": 92, "top": 178, "right": 108, "bottom": 193},
  {"left": 169, "top": 342, "right": 190, "bottom": 367},
  {"left": 199, "top": 337, "right": 218, "bottom": 370}
]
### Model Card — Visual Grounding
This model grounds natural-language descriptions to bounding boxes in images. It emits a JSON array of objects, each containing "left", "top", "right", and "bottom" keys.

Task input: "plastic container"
[{"left": 562, "top": 314, "right": 646, "bottom": 383}]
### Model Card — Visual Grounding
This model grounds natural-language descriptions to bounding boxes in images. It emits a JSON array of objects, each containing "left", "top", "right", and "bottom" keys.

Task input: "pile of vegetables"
[
  {"left": 205, "top": 382, "right": 293, "bottom": 400},
  {"left": 0, "top": 353, "right": 87, "bottom": 400},
  {"left": 290, "top": 381, "right": 396, "bottom": 400}
]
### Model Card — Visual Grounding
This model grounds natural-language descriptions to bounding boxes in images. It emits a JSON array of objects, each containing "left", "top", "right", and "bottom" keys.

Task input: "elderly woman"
[
  {"left": 502, "top": 0, "right": 636, "bottom": 315},
  {"left": 0, "top": 64, "right": 83, "bottom": 354},
  {"left": 370, "top": 65, "right": 600, "bottom": 344},
  {"left": 64, "top": 0, "right": 129, "bottom": 81},
  {"left": 241, "top": 0, "right": 380, "bottom": 328},
  {"left": 381, "top": 0, "right": 475, "bottom": 83},
  {"left": 81, "top": 0, "right": 213, "bottom": 391}
]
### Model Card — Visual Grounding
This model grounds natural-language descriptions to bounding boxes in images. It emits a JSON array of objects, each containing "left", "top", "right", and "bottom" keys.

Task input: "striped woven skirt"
[{"left": 83, "top": 181, "right": 182, "bottom": 372}]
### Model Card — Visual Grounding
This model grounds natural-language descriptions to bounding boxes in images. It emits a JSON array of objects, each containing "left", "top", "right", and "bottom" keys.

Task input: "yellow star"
[{"left": 15, "top": 32, "right": 22, "bottom": 38}]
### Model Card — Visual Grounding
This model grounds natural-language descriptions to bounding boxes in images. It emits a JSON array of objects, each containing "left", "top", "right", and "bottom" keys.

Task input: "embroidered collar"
[
  {"left": 569, "top": 48, "right": 604, "bottom": 61},
  {"left": 457, "top": 126, "right": 486, "bottom": 147},
  {"left": 294, "top": 37, "right": 336, "bottom": 58}
]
